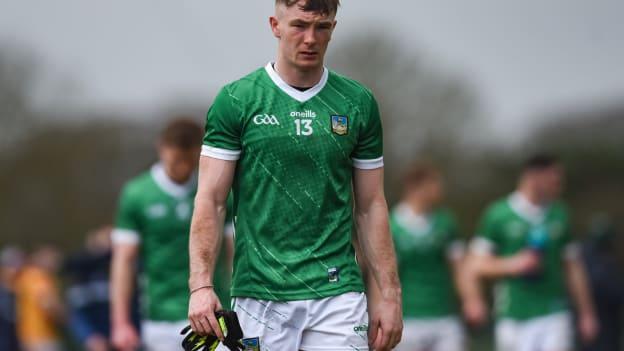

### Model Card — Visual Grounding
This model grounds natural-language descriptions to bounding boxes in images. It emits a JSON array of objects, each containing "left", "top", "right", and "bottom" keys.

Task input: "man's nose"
[{"left": 303, "top": 27, "right": 317, "bottom": 46}]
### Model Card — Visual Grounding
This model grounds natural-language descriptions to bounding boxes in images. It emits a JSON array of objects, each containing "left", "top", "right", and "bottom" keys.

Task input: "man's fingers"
[
  {"left": 374, "top": 326, "right": 390, "bottom": 351},
  {"left": 196, "top": 315, "right": 213, "bottom": 336},
  {"left": 368, "top": 319, "right": 379, "bottom": 347},
  {"left": 389, "top": 325, "right": 402, "bottom": 350},
  {"left": 189, "top": 318, "right": 200, "bottom": 334},
  {"left": 206, "top": 312, "right": 225, "bottom": 340}
]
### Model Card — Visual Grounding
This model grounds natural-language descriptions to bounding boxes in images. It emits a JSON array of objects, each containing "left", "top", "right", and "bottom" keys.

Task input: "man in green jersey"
[
  {"left": 187, "top": 1, "right": 403, "bottom": 350},
  {"left": 110, "top": 119, "right": 234, "bottom": 351},
  {"left": 467, "top": 155, "right": 598, "bottom": 351},
  {"left": 391, "top": 163, "right": 475, "bottom": 351}
]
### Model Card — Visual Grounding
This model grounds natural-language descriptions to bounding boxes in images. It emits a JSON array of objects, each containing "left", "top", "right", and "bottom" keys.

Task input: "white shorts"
[
  {"left": 496, "top": 312, "right": 573, "bottom": 351},
  {"left": 142, "top": 319, "right": 188, "bottom": 351},
  {"left": 218, "top": 292, "right": 369, "bottom": 351},
  {"left": 395, "top": 317, "right": 465, "bottom": 351}
]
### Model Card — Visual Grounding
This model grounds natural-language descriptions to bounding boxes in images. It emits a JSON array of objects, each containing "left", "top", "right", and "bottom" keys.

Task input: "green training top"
[
  {"left": 473, "top": 192, "right": 575, "bottom": 320},
  {"left": 202, "top": 63, "right": 384, "bottom": 301},
  {"left": 390, "top": 204, "right": 463, "bottom": 318}
]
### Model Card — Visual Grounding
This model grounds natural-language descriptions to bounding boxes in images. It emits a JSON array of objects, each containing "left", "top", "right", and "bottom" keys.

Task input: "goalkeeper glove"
[{"left": 180, "top": 310, "right": 244, "bottom": 351}]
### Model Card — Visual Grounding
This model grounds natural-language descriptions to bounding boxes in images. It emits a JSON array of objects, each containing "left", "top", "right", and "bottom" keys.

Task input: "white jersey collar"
[
  {"left": 394, "top": 202, "right": 432, "bottom": 235},
  {"left": 264, "top": 62, "right": 328, "bottom": 103},
  {"left": 150, "top": 163, "right": 195, "bottom": 199},
  {"left": 508, "top": 191, "right": 546, "bottom": 224}
]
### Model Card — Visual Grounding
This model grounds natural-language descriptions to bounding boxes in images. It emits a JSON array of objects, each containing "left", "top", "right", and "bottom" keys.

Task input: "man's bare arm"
[
  {"left": 353, "top": 167, "right": 402, "bottom": 351},
  {"left": 187, "top": 156, "right": 236, "bottom": 339},
  {"left": 566, "top": 257, "right": 598, "bottom": 343},
  {"left": 453, "top": 254, "right": 488, "bottom": 326},
  {"left": 110, "top": 243, "right": 140, "bottom": 350},
  {"left": 469, "top": 249, "right": 540, "bottom": 280}
]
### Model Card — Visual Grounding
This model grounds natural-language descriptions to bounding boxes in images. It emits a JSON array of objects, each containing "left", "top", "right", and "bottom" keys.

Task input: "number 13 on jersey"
[{"left": 294, "top": 119, "right": 314, "bottom": 136}]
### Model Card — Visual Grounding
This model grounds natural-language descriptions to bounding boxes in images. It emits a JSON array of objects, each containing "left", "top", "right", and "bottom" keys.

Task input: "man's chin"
[{"left": 295, "top": 59, "right": 323, "bottom": 71}]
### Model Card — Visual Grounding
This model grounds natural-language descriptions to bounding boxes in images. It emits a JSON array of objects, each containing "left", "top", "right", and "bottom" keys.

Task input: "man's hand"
[
  {"left": 506, "top": 250, "right": 541, "bottom": 276},
  {"left": 86, "top": 334, "right": 109, "bottom": 351},
  {"left": 188, "top": 287, "right": 224, "bottom": 340},
  {"left": 578, "top": 310, "right": 599, "bottom": 344},
  {"left": 368, "top": 289, "right": 403, "bottom": 351},
  {"left": 462, "top": 297, "right": 488, "bottom": 327},
  {"left": 111, "top": 321, "right": 140, "bottom": 351}
]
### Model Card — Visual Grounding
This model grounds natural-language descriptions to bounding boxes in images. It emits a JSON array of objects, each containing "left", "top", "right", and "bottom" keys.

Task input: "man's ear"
[{"left": 269, "top": 16, "right": 281, "bottom": 39}]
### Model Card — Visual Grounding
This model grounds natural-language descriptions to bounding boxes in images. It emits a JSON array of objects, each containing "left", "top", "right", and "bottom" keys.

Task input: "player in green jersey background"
[
  {"left": 467, "top": 154, "right": 598, "bottom": 351},
  {"left": 391, "top": 163, "right": 476, "bottom": 351},
  {"left": 110, "top": 119, "right": 234, "bottom": 351},
  {"left": 187, "top": 1, "right": 403, "bottom": 350}
]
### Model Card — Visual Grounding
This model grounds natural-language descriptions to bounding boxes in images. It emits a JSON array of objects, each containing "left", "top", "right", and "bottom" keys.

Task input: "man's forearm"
[
  {"left": 472, "top": 254, "right": 523, "bottom": 279},
  {"left": 566, "top": 259, "right": 595, "bottom": 316},
  {"left": 355, "top": 199, "right": 401, "bottom": 299},
  {"left": 110, "top": 246, "right": 136, "bottom": 325},
  {"left": 188, "top": 197, "right": 226, "bottom": 290},
  {"left": 452, "top": 258, "right": 481, "bottom": 303}
]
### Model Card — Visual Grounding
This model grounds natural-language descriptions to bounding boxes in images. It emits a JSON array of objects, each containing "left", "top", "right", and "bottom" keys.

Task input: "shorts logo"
[
  {"left": 331, "top": 115, "right": 349, "bottom": 135},
  {"left": 253, "top": 114, "right": 280, "bottom": 125},
  {"left": 354, "top": 324, "right": 368, "bottom": 338},
  {"left": 241, "top": 337, "right": 260, "bottom": 351}
]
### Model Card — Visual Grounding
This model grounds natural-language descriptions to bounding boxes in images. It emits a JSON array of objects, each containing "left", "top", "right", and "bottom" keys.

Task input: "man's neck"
[
  {"left": 406, "top": 197, "right": 432, "bottom": 215},
  {"left": 274, "top": 58, "right": 324, "bottom": 88},
  {"left": 517, "top": 186, "right": 545, "bottom": 207}
]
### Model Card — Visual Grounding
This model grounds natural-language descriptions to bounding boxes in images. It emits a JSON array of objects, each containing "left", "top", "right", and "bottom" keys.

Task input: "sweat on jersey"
[
  {"left": 471, "top": 192, "right": 578, "bottom": 320},
  {"left": 202, "top": 63, "right": 384, "bottom": 301}
]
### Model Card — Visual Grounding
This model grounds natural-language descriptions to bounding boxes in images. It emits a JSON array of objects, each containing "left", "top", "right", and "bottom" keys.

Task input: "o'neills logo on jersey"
[{"left": 290, "top": 110, "right": 317, "bottom": 118}]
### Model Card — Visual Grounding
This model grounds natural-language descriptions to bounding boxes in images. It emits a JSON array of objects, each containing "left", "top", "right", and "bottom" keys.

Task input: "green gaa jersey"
[
  {"left": 113, "top": 164, "right": 231, "bottom": 320},
  {"left": 202, "top": 63, "right": 384, "bottom": 301},
  {"left": 390, "top": 204, "right": 463, "bottom": 318},
  {"left": 472, "top": 192, "right": 577, "bottom": 320}
]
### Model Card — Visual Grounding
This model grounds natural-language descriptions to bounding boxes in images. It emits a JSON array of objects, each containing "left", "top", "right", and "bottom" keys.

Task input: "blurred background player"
[
  {"left": 15, "top": 245, "right": 65, "bottom": 351},
  {"left": 581, "top": 215, "right": 624, "bottom": 351},
  {"left": 390, "top": 163, "right": 473, "bottom": 351},
  {"left": 64, "top": 226, "right": 139, "bottom": 351},
  {"left": 0, "top": 246, "right": 25, "bottom": 351},
  {"left": 110, "top": 118, "right": 234, "bottom": 351},
  {"left": 467, "top": 154, "right": 598, "bottom": 351}
]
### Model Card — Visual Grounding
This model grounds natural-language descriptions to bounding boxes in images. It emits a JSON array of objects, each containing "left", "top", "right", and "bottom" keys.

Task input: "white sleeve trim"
[
  {"left": 201, "top": 145, "right": 241, "bottom": 161},
  {"left": 352, "top": 156, "right": 384, "bottom": 170},
  {"left": 563, "top": 242, "right": 581, "bottom": 261},
  {"left": 446, "top": 240, "right": 466, "bottom": 261},
  {"left": 111, "top": 228, "right": 140, "bottom": 245},
  {"left": 470, "top": 237, "right": 495, "bottom": 256}
]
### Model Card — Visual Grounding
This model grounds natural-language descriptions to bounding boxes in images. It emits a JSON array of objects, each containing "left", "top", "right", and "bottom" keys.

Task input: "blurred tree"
[
  {"left": 327, "top": 31, "right": 481, "bottom": 201},
  {"left": 0, "top": 47, "right": 38, "bottom": 157}
]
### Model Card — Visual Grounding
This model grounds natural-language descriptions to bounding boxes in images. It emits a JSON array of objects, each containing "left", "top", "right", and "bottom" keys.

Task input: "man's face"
[
  {"left": 406, "top": 175, "right": 444, "bottom": 208},
  {"left": 158, "top": 145, "right": 200, "bottom": 183},
  {"left": 271, "top": 1, "right": 337, "bottom": 71},
  {"left": 538, "top": 165, "right": 564, "bottom": 201},
  {"left": 527, "top": 165, "right": 564, "bottom": 202}
]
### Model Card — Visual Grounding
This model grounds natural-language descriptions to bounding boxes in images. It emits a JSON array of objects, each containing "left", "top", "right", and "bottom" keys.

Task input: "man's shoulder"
[
  {"left": 483, "top": 196, "right": 513, "bottom": 220},
  {"left": 549, "top": 200, "right": 570, "bottom": 219},
  {"left": 219, "top": 66, "right": 269, "bottom": 97},
  {"left": 327, "top": 70, "right": 375, "bottom": 101},
  {"left": 121, "top": 169, "right": 155, "bottom": 198}
]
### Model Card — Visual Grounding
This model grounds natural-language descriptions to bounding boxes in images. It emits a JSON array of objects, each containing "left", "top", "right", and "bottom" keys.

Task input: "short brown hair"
[
  {"left": 160, "top": 118, "right": 203, "bottom": 149},
  {"left": 276, "top": 0, "right": 340, "bottom": 15},
  {"left": 403, "top": 162, "right": 440, "bottom": 189}
]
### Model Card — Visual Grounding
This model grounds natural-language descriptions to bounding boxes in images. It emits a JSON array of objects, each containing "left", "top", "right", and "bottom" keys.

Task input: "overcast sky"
[{"left": 1, "top": 0, "right": 623, "bottom": 136}]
